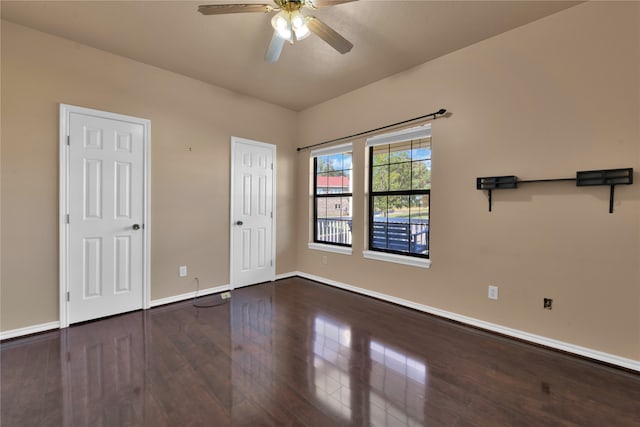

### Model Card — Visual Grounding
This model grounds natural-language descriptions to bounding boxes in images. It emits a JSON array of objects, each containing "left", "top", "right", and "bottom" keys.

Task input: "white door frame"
[
  {"left": 59, "top": 104, "right": 151, "bottom": 328},
  {"left": 229, "top": 136, "right": 277, "bottom": 289}
]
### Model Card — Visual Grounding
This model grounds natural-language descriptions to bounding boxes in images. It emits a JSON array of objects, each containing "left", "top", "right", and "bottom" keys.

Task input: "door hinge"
[
  {"left": 270, "top": 163, "right": 273, "bottom": 170},
  {"left": 66, "top": 291, "right": 70, "bottom": 302},
  {"left": 270, "top": 212, "right": 273, "bottom": 218},
  {"left": 66, "top": 135, "right": 70, "bottom": 146},
  {"left": 67, "top": 352, "right": 71, "bottom": 362},
  {"left": 270, "top": 260, "right": 273, "bottom": 267},
  {"left": 65, "top": 214, "right": 70, "bottom": 224}
]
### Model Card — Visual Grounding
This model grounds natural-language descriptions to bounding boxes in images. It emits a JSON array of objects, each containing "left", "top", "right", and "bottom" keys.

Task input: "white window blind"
[
  {"left": 310, "top": 142, "right": 353, "bottom": 158},
  {"left": 366, "top": 125, "right": 431, "bottom": 148}
]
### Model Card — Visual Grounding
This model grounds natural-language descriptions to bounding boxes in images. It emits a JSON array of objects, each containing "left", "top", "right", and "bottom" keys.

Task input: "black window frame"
[
  {"left": 313, "top": 152, "right": 353, "bottom": 247},
  {"left": 368, "top": 139, "right": 431, "bottom": 259}
]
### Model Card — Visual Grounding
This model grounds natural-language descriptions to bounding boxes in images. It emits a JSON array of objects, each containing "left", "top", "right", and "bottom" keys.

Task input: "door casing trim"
[
  {"left": 229, "top": 136, "right": 277, "bottom": 289},
  {"left": 59, "top": 104, "right": 151, "bottom": 328}
]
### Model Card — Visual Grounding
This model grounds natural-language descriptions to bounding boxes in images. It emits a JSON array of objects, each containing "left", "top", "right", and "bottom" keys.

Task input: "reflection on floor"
[
  {"left": 313, "top": 316, "right": 353, "bottom": 421},
  {"left": 369, "top": 340, "right": 426, "bottom": 426},
  {"left": 1, "top": 277, "right": 639, "bottom": 426}
]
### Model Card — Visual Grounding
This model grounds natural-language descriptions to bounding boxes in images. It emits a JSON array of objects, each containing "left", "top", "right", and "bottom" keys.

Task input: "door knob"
[
  {"left": 236, "top": 221, "right": 243, "bottom": 226},
  {"left": 132, "top": 224, "right": 141, "bottom": 230}
]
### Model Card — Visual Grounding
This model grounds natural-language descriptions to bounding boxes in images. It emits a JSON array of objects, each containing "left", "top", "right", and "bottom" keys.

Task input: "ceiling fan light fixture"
[
  {"left": 294, "top": 25, "right": 310, "bottom": 40},
  {"left": 271, "top": 11, "right": 293, "bottom": 41},
  {"left": 290, "top": 10, "right": 305, "bottom": 29},
  {"left": 291, "top": 11, "right": 310, "bottom": 40}
]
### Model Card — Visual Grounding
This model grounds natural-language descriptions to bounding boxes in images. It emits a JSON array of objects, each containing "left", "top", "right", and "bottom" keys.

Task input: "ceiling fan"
[{"left": 198, "top": 0, "right": 357, "bottom": 63}]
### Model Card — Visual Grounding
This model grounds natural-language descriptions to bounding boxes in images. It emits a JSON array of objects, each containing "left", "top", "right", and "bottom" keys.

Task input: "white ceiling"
[{"left": 1, "top": 0, "right": 580, "bottom": 111}]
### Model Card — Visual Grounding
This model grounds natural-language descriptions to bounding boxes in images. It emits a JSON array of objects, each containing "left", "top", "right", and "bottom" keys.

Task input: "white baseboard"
[
  {"left": 275, "top": 271, "right": 298, "bottom": 280},
  {"left": 0, "top": 321, "right": 60, "bottom": 341},
  {"left": 1, "top": 285, "right": 232, "bottom": 340},
  {"left": 293, "top": 271, "right": 640, "bottom": 372},
  {"left": 150, "top": 284, "right": 231, "bottom": 307}
]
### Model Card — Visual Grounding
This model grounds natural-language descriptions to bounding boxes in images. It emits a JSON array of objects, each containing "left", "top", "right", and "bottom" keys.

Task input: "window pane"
[
  {"left": 318, "top": 173, "right": 352, "bottom": 194},
  {"left": 371, "top": 218, "right": 387, "bottom": 251},
  {"left": 410, "top": 195, "right": 429, "bottom": 220},
  {"left": 372, "top": 195, "right": 388, "bottom": 218},
  {"left": 318, "top": 153, "right": 343, "bottom": 172},
  {"left": 389, "top": 142, "right": 411, "bottom": 164},
  {"left": 409, "top": 195, "right": 429, "bottom": 255},
  {"left": 411, "top": 138, "right": 431, "bottom": 161},
  {"left": 388, "top": 195, "right": 409, "bottom": 218},
  {"left": 342, "top": 153, "right": 353, "bottom": 172},
  {"left": 316, "top": 156, "right": 329, "bottom": 172},
  {"left": 328, "top": 178, "right": 342, "bottom": 194},
  {"left": 372, "top": 165, "right": 389, "bottom": 192},
  {"left": 316, "top": 196, "right": 328, "bottom": 219},
  {"left": 316, "top": 172, "right": 330, "bottom": 194},
  {"left": 372, "top": 146, "right": 389, "bottom": 166},
  {"left": 411, "top": 160, "right": 431, "bottom": 190},
  {"left": 316, "top": 196, "right": 352, "bottom": 245},
  {"left": 373, "top": 195, "right": 428, "bottom": 254},
  {"left": 372, "top": 218, "right": 410, "bottom": 252},
  {"left": 340, "top": 196, "right": 352, "bottom": 218},
  {"left": 371, "top": 197, "right": 389, "bottom": 251},
  {"left": 317, "top": 196, "right": 343, "bottom": 219},
  {"left": 389, "top": 162, "right": 411, "bottom": 191},
  {"left": 342, "top": 168, "right": 352, "bottom": 193}
]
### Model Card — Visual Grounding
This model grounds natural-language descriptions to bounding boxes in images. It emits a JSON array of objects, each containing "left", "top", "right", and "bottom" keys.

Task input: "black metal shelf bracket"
[
  {"left": 476, "top": 168, "right": 633, "bottom": 213},
  {"left": 576, "top": 168, "right": 633, "bottom": 213},
  {"left": 476, "top": 176, "right": 517, "bottom": 212}
]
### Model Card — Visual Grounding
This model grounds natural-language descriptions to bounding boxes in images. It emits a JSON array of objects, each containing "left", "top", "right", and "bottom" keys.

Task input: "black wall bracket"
[{"left": 477, "top": 168, "right": 633, "bottom": 213}]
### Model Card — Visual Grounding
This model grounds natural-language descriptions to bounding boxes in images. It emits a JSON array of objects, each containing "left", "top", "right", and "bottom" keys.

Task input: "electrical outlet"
[
  {"left": 179, "top": 266, "right": 187, "bottom": 277},
  {"left": 321, "top": 255, "right": 328, "bottom": 265},
  {"left": 488, "top": 285, "right": 499, "bottom": 300},
  {"left": 544, "top": 298, "right": 553, "bottom": 310},
  {"left": 221, "top": 292, "right": 231, "bottom": 300}
]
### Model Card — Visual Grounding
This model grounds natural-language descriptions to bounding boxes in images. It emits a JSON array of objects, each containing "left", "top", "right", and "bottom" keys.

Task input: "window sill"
[
  {"left": 308, "top": 242, "right": 353, "bottom": 255},
  {"left": 362, "top": 250, "right": 431, "bottom": 269}
]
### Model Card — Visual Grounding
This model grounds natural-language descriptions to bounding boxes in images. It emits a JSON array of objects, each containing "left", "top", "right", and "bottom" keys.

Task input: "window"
[
  {"left": 312, "top": 143, "right": 353, "bottom": 247},
  {"left": 367, "top": 126, "right": 431, "bottom": 259}
]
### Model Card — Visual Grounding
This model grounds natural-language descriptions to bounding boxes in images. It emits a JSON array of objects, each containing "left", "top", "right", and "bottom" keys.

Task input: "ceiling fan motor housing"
[{"left": 276, "top": 0, "right": 306, "bottom": 12}]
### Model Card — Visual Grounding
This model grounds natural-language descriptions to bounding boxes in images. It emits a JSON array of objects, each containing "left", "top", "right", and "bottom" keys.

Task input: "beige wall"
[
  {"left": 296, "top": 2, "right": 639, "bottom": 360},
  {"left": 1, "top": 21, "right": 298, "bottom": 331}
]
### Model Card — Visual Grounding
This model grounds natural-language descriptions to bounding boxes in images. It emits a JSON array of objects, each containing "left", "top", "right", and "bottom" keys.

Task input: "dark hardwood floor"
[{"left": 2, "top": 277, "right": 639, "bottom": 426}]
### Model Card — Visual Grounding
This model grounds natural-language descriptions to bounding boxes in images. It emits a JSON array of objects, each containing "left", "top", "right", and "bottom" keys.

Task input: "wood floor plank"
[{"left": 1, "top": 277, "right": 639, "bottom": 426}]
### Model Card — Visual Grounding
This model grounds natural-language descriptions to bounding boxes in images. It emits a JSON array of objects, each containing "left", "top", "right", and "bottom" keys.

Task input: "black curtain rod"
[{"left": 296, "top": 108, "right": 447, "bottom": 152}]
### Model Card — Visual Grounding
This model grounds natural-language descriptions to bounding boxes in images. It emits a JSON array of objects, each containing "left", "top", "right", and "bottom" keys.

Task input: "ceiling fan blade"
[
  {"left": 265, "top": 31, "right": 286, "bottom": 63},
  {"left": 198, "top": 4, "right": 274, "bottom": 15},
  {"left": 306, "top": 16, "right": 353, "bottom": 54},
  {"left": 305, "top": 0, "right": 357, "bottom": 8}
]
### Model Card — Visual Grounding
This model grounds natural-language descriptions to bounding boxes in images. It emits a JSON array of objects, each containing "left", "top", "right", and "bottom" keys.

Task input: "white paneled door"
[
  {"left": 230, "top": 138, "right": 276, "bottom": 288},
  {"left": 61, "top": 105, "right": 149, "bottom": 325}
]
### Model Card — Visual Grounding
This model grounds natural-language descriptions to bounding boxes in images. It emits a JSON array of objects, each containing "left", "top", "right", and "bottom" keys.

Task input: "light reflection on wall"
[
  {"left": 369, "top": 340, "right": 427, "bottom": 426},
  {"left": 312, "top": 316, "right": 352, "bottom": 421}
]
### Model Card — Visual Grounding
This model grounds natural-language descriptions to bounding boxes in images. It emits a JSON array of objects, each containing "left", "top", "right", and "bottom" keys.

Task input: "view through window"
[
  {"left": 368, "top": 126, "right": 431, "bottom": 258},
  {"left": 313, "top": 144, "right": 353, "bottom": 246}
]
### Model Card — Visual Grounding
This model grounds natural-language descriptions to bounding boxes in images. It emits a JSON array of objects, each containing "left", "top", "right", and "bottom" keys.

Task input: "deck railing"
[
  {"left": 371, "top": 219, "right": 429, "bottom": 255},
  {"left": 316, "top": 218, "right": 429, "bottom": 255},
  {"left": 316, "top": 218, "right": 352, "bottom": 245}
]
